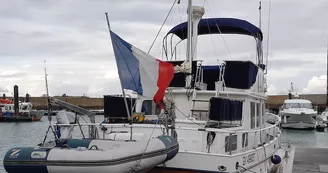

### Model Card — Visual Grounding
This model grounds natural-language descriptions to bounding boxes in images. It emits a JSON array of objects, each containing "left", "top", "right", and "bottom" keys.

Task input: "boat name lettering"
[{"left": 243, "top": 153, "right": 255, "bottom": 166}]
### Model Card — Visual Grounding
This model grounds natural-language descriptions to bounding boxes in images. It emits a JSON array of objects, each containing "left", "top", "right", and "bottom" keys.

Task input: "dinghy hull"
[{"left": 3, "top": 136, "right": 179, "bottom": 173}]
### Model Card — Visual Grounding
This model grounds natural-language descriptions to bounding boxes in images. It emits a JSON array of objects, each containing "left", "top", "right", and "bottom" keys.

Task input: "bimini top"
[{"left": 167, "top": 18, "right": 263, "bottom": 41}]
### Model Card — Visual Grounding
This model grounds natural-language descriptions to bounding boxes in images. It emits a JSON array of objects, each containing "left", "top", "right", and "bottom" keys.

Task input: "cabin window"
[
  {"left": 262, "top": 104, "right": 265, "bottom": 126},
  {"left": 250, "top": 102, "right": 255, "bottom": 129},
  {"left": 242, "top": 133, "right": 248, "bottom": 148},
  {"left": 141, "top": 100, "right": 161, "bottom": 115},
  {"left": 22, "top": 106, "right": 28, "bottom": 110},
  {"left": 256, "top": 103, "right": 261, "bottom": 127},
  {"left": 225, "top": 135, "right": 237, "bottom": 152}
]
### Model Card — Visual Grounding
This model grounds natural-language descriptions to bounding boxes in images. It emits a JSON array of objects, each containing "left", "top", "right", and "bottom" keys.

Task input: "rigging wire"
[
  {"left": 204, "top": 0, "right": 233, "bottom": 60},
  {"left": 164, "top": 95, "right": 205, "bottom": 128},
  {"left": 123, "top": 0, "right": 177, "bottom": 90},
  {"left": 148, "top": 0, "right": 178, "bottom": 54},
  {"left": 154, "top": 1, "right": 177, "bottom": 59},
  {"left": 202, "top": 0, "right": 231, "bottom": 99},
  {"left": 133, "top": 118, "right": 159, "bottom": 169}
]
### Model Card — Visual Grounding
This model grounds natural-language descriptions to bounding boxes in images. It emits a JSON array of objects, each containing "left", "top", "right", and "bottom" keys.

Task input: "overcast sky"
[{"left": 1, "top": 0, "right": 328, "bottom": 97}]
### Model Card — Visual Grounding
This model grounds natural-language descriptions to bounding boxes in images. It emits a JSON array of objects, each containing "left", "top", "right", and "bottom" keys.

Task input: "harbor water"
[{"left": 1, "top": 116, "right": 328, "bottom": 173}]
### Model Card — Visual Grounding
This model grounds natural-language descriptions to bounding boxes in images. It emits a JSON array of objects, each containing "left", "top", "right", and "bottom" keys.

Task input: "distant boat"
[
  {"left": 279, "top": 99, "right": 317, "bottom": 129},
  {"left": 0, "top": 99, "right": 44, "bottom": 122}
]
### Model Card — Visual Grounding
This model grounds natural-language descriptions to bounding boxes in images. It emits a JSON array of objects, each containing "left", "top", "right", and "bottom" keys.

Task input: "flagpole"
[{"left": 105, "top": 13, "right": 133, "bottom": 141}]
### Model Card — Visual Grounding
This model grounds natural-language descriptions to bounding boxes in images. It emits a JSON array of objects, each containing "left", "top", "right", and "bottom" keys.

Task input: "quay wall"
[
  {"left": 6, "top": 94, "right": 327, "bottom": 111},
  {"left": 12, "top": 97, "right": 104, "bottom": 110}
]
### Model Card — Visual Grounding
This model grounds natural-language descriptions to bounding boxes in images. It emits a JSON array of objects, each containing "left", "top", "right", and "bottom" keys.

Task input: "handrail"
[{"left": 53, "top": 122, "right": 279, "bottom": 135}]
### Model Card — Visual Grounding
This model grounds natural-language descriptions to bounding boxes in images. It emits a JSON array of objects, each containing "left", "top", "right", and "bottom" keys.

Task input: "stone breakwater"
[{"left": 8, "top": 96, "right": 104, "bottom": 110}]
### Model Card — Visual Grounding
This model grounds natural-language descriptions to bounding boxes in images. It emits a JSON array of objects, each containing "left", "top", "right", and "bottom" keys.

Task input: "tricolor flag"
[{"left": 110, "top": 31, "right": 174, "bottom": 107}]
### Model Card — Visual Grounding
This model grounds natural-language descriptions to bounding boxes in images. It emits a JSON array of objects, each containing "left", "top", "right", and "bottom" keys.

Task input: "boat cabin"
[{"left": 282, "top": 99, "right": 313, "bottom": 109}]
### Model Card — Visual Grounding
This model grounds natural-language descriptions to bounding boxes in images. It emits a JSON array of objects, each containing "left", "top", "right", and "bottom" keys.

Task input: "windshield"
[{"left": 284, "top": 103, "right": 312, "bottom": 109}]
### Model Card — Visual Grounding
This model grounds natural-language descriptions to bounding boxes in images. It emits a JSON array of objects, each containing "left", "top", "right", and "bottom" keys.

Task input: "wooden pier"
[{"left": 280, "top": 147, "right": 328, "bottom": 173}]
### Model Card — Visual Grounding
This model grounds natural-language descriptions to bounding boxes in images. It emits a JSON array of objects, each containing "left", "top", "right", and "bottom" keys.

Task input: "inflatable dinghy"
[{"left": 3, "top": 135, "right": 179, "bottom": 173}]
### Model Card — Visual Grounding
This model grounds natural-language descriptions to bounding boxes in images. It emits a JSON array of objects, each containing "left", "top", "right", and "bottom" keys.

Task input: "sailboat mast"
[
  {"left": 44, "top": 61, "right": 50, "bottom": 100},
  {"left": 44, "top": 60, "right": 52, "bottom": 120},
  {"left": 186, "top": 0, "right": 193, "bottom": 87}
]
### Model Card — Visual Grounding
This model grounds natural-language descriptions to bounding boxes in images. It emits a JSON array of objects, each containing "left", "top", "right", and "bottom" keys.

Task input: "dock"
[{"left": 280, "top": 147, "right": 328, "bottom": 173}]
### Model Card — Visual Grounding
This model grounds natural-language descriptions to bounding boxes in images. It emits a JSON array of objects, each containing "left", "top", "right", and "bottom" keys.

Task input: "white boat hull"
[
  {"left": 281, "top": 121, "right": 316, "bottom": 129},
  {"left": 280, "top": 110, "right": 317, "bottom": 129},
  {"left": 148, "top": 141, "right": 284, "bottom": 173},
  {"left": 95, "top": 123, "right": 283, "bottom": 173}
]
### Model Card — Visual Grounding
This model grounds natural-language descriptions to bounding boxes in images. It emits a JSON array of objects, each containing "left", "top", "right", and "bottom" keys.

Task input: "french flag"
[{"left": 110, "top": 31, "right": 174, "bottom": 107}]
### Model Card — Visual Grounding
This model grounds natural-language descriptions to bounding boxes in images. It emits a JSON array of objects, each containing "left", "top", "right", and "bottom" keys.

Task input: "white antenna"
[
  {"left": 185, "top": 0, "right": 193, "bottom": 88},
  {"left": 44, "top": 60, "right": 50, "bottom": 100},
  {"left": 265, "top": 0, "right": 272, "bottom": 74},
  {"left": 259, "top": 1, "right": 262, "bottom": 30}
]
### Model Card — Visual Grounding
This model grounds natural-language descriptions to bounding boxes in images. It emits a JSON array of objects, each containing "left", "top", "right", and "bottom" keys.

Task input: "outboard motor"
[{"left": 56, "top": 110, "right": 76, "bottom": 139}]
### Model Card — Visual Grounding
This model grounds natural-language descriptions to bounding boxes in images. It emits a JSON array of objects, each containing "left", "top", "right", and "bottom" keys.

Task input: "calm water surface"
[{"left": 1, "top": 116, "right": 328, "bottom": 173}]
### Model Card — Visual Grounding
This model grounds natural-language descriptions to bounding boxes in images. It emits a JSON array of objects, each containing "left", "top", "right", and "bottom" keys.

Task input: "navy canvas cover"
[
  {"left": 167, "top": 18, "right": 263, "bottom": 41},
  {"left": 209, "top": 97, "right": 243, "bottom": 121},
  {"left": 201, "top": 65, "right": 220, "bottom": 90},
  {"left": 223, "top": 61, "right": 258, "bottom": 89}
]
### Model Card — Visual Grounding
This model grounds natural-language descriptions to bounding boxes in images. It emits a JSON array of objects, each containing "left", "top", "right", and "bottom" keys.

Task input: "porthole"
[{"left": 218, "top": 165, "right": 227, "bottom": 171}]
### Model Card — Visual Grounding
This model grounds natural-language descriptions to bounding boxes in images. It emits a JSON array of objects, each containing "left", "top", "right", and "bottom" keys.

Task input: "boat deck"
[{"left": 281, "top": 147, "right": 328, "bottom": 173}]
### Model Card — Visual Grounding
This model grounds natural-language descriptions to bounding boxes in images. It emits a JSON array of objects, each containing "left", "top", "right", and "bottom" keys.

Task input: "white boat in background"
[
  {"left": 318, "top": 109, "right": 328, "bottom": 123},
  {"left": 279, "top": 99, "right": 317, "bottom": 129}
]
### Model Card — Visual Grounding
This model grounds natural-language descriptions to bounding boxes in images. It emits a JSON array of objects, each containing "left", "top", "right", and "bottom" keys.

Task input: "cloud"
[
  {"left": 266, "top": 84, "right": 277, "bottom": 95},
  {"left": 302, "top": 75, "right": 326, "bottom": 94},
  {"left": 0, "top": 0, "right": 327, "bottom": 97}
]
